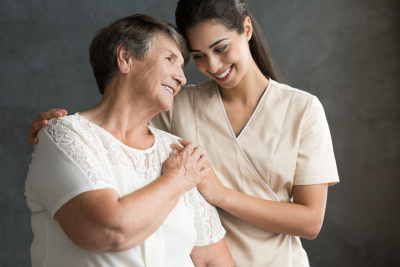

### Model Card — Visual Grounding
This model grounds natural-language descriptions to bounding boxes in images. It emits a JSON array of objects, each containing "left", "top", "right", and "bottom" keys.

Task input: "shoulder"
[
  {"left": 43, "top": 114, "right": 92, "bottom": 143},
  {"left": 182, "top": 80, "right": 216, "bottom": 91},
  {"left": 270, "top": 80, "right": 315, "bottom": 99},
  {"left": 179, "top": 80, "right": 216, "bottom": 96},
  {"left": 269, "top": 79, "right": 322, "bottom": 112},
  {"left": 44, "top": 115, "right": 78, "bottom": 136},
  {"left": 149, "top": 126, "right": 181, "bottom": 144},
  {"left": 170, "top": 80, "right": 217, "bottom": 111}
]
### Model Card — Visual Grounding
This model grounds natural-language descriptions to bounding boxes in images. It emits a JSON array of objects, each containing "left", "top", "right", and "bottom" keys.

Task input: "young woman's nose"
[{"left": 206, "top": 56, "right": 222, "bottom": 74}]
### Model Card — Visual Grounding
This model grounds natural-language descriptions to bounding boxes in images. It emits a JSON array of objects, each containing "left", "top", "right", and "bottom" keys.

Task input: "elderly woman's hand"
[
  {"left": 171, "top": 139, "right": 227, "bottom": 206},
  {"left": 163, "top": 141, "right": 210, "bottom": 193}
]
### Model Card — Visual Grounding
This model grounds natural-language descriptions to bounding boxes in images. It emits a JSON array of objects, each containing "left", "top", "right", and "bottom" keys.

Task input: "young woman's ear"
[
  {"left": 116, "top": 44, "right": 133, "bottom": 74},
  {"left": 243, "top": 16, "right": 253, "bottom": 42}
]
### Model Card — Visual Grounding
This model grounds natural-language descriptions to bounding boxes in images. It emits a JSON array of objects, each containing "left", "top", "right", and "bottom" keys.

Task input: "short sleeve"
[
  {"left": 25, "top": 119, "right": 117, "bottom": 221},
  {"left": 189, "top": 189, "right": 226, "bottom": 246},
  {"left": 294, "top": 97, "right": 339, "bottom": 186}
]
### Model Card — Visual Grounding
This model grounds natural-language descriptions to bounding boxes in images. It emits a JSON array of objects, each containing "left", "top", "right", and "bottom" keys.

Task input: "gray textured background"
[{"left": 1, "top": 0, "right": 399, "bottom": 266}]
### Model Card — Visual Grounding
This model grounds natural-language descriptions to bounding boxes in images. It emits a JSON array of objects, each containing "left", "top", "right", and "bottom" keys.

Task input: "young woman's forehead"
[{"left": 187, "top": 23, "right": 237, "bottom": 49}]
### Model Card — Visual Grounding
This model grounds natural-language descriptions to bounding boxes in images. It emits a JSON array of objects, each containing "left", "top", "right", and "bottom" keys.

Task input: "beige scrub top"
[{"left": 150, "top": 79, "right": 339, "bottom": 267}]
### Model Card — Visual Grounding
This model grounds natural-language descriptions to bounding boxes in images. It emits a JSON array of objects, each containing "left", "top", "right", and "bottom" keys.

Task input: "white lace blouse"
[{"left": 25, "top": 114, "right": 225, "bottom": 267}]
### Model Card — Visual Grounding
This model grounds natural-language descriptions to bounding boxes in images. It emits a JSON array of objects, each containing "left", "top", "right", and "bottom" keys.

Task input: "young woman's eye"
[
  {"left": 215, "top": 45, "right": 227, "bottom": 52},
  {"left": 193, "top": 54, "right": 204, "bottom": 59}
]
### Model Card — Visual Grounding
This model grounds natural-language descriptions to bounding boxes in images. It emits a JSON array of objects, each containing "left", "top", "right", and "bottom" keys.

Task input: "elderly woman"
[{"left": 25, "top": 14, "right": 233, "bottom": 267}]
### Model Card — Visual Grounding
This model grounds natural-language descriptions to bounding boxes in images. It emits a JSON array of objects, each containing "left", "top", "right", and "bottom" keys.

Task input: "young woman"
[{"left": 27, "top": 1, "right": 339, "bottom": 266}]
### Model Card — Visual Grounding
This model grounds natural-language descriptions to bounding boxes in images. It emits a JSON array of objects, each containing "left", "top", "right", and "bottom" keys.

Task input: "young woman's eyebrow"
[
  {"left": 208, "top": 38, "right": 228, "bottom": 49},
  {"left": 189, "top": 38, "right": 229, "bottom": 52}
]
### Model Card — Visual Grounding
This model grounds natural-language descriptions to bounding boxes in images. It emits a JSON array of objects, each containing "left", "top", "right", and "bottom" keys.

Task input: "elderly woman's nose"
[{"left": 173, "top": 67, "right": 187, "bottom": 86}]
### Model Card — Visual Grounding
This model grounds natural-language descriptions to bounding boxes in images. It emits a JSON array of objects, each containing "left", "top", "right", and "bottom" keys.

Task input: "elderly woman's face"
[{"left": 131, "top": 34, "right": 186, "bottom": 112}]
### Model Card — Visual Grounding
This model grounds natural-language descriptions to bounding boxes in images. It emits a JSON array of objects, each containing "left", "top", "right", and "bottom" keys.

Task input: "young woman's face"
[{"left": 186, "top": 19, "right": 252, "bottom": 89}]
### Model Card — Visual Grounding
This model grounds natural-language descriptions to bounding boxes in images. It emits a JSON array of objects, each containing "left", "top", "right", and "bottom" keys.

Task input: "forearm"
[
  {"left": 216, "top": 185, "right": 327, "bottom": 239},
  {"left": 190, "top": 238, "right": 234, "bottom": 267},
  {"left": 105, "top": 174, "right": 184, "bottom": 251},
  {"left": 58, "top": 174, "right": 184, "bottom": 252}
]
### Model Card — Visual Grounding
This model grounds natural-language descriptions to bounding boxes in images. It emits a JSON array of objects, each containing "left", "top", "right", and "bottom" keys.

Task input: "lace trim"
[
  {"left": 196, "top": 191, "right": 225, "bottom": 244},
  {"left": 45, "top": 116, "right": 173, "bottom": 185},
  {"left": 45, "top": 115, "right": 225, "bottom": 243},
  {"left": 45, "top": 118, "right": 113, "bottom": 188}
]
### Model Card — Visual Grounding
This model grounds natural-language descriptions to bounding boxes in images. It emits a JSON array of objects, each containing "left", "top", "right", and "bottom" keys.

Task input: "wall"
[{"left": 0, "top": 0, "right": 399, "bottom": 266}]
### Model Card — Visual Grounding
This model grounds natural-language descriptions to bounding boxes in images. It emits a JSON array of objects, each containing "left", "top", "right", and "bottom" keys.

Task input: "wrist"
[
  {"left": 159, "top": 172, "right": 186, "bottom": 197},
  {"left": 214, "top": 186, "right": 229, "bottom": 208}
]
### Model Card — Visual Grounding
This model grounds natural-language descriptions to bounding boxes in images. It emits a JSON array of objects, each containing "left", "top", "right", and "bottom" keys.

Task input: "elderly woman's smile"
[
  {"left": 25, "top": 14, "right": 231, "bottom": 267},
  {"left": 129, "top": 34, "right": 187, "bottom": 112}
]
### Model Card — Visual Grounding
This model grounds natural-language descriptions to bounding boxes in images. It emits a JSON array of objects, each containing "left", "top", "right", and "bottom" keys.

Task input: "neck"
[
  {"left": 219, "top": 57, "right": 269, "bottom": 106},
  {"left": 80, "top": 76, "right": 159, "bottom": 147}
]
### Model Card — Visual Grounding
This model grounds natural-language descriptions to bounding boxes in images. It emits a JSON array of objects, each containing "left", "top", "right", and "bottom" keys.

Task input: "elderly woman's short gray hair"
[{"left": 89, "top": 14, "right": 190, "bottom": 94}]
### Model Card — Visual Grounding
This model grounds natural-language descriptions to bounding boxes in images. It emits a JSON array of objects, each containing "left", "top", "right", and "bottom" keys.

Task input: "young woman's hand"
[
  {"left": 171, "top": 139, "right": 227, "bottom": 206},
  {"left": 163, "top": 141, "right": 210, "bottom": 193},
  {"left": 27, "top": 109, "right": 67, "bottom": 147}
]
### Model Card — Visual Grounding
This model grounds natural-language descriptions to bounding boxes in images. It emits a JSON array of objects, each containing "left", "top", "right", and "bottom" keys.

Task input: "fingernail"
[
  {"left": 170, "top": 144, "right": 175, "bottom": 148},
  {"left": 55, "top": 112, "right": 61, "bottom": 116}
]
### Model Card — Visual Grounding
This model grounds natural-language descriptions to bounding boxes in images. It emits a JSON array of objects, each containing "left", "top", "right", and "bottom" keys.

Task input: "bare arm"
[
  {"left": 215, "top": 183, "right": 327, "bottom": 240},
  {"left": 172, "top": 140, "right": 328, "bottom": 240},
  {"left": 55, "top": 142, "right": 210, "bottom": 252},
  {"left": 190, "top": 238, "right": 234, "bottom": 267}
]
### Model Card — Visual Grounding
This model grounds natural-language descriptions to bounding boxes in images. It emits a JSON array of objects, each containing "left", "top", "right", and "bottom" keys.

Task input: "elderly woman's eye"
[{"left": 166, "top": 57, "right": 172, "bottom": 61}]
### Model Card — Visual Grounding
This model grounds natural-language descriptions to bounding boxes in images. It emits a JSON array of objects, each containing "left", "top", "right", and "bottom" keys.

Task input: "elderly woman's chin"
[{"left": 157, "top": 90, "right": 175, "bottom": 112}]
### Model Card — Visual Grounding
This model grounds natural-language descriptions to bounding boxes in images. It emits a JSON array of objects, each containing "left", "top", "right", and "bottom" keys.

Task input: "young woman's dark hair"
[{"left": 175, "top": 0, "right": 283, "bottom": 82}]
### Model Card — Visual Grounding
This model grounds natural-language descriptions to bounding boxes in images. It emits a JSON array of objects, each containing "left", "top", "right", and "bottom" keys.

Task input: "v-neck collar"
[{"left": 216, "top": 78, "right": 271, "bottom": 140}]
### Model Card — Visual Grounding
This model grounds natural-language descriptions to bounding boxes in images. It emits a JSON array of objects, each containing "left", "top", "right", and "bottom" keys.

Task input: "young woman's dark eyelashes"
[
  {"left": 215, "top": 45, "right": 227, "bottom": 52},
  {"left": 192, "top": 45, "right": 227, "bottom": 59}
]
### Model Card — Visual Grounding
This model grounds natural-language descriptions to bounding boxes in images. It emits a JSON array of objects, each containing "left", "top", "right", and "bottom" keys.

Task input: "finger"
[
  {"left": 197, "top": 154, "right": 208, "bottom": 168},
  {"left": 170, "top": 143, "right": 184, "bottom": 152},
  {"left": 169, "top": 149, "right": 179, "bottom": 156},
  {"left": 179, "top": 141, "right": 195, "bottom": 156},
  {"left": 29, "top": 120, "right": 48, "bottom": 137},
  {"left": 191, "top": 145, "right": 204, "bottom": 160},
  {"left": 199, "top": 166, "right": 211, "bottom": 178},
  {"left": 178, "top": 139, "right": 191, "bottom": 146},
  {"left": 38, "top": 109, "right": 67, "bottom": 121},
  {"left": 28, "top": 137, "right": 39, "bottom": 148}
]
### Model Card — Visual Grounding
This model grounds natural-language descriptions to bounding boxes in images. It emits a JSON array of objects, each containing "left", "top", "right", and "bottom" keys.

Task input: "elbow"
[
  {"left": 106, "top": 230, "right": 134, "bottom": 252},
  {"left": 302, "top": 220, "right": 323, "bottom": 240},
  {"left": 76, "top": 228, "right": 136, "bottom": 252},
  {"left": 65, "top": 220, "right": 136, "bottom": 252}
]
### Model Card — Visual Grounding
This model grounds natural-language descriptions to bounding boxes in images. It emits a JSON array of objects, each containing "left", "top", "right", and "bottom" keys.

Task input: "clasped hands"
[{"left": 164, "top": 140, "right": 226, "bottom": 206}]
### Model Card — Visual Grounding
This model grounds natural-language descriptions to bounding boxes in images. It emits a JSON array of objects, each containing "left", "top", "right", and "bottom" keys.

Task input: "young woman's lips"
[{"left": 213, "top": 64, "right": 233, "bottom": 82}]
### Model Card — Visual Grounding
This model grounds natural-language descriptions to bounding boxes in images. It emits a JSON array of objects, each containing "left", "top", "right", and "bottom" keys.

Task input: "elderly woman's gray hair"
[{"left": 89, "top": 14, "right": 190, "bottom": 94}]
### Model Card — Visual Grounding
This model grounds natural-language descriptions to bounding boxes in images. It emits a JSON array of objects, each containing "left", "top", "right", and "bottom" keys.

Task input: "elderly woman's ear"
[{"left": 116, "top": 44, "right": 133, "bottom": 74}]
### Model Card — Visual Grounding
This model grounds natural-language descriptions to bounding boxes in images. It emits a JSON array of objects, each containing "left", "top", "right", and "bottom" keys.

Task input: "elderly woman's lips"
[{"left": 162, "top": 84, "right": 174, "bottom": 94}]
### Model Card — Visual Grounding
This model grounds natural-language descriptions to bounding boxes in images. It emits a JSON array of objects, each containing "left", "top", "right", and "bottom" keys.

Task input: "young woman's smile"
[{"left": 186, "top": 21, "right": 253, "bottom": 89}]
